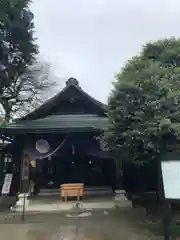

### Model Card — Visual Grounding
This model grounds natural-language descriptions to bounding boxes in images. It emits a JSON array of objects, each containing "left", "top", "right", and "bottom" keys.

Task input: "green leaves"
[
  {"left": 0, "top": 0, "right": 48, "bottom": 124},
  {"left": 107, "top": 38, "right": 180, "bottom": 164}
]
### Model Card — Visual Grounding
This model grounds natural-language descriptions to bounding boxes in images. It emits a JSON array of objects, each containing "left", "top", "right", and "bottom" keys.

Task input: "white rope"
[{"left": 38, "top": 136, "right": 68, "bottom": 159}]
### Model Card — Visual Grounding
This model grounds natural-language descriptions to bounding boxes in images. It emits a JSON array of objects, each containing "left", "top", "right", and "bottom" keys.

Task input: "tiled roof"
[
  {"left": 0, "top": 114, "right": 108, "bottom": 134},
  {"left": 21, "top": 78, "right": 106, "bottom": 120}
]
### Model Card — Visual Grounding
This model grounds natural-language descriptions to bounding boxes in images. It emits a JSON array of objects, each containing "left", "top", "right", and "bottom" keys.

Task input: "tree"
[
  {"left": 5, "top": 61, "right": 55, "bottom": 119},
  {"left": 107, "top": 38, "right": 180, "bottom": 166},
  {"left": 0, "top": 0, "right": 53, "bottom": 124}
]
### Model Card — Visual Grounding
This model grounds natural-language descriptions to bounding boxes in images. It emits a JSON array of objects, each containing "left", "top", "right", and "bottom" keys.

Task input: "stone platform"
[
  {"left": 10, "top": 187, "right": 132, "bottom": 215},
  {"left": 13, "top": 197, "right": 115, "bottom": 213}
]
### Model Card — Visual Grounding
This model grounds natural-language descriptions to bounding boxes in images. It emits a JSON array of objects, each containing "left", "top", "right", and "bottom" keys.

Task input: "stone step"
[
  {"left": 12, "top": 200, "right": 115, "bottom": 213},
  {"left": 40, "top": 186, "right": 113, "bottom": 193},
  {"left": 38, "top": 187, "right": 114, "bottom": 197}
]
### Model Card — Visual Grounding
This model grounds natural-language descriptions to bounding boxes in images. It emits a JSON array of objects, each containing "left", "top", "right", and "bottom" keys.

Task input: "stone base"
[
  {"left": 114, "top": 189, "right": 132, "bottom": 208},
  {"left": 115, "top": 200, "right": 132, "bottom": 208},
  {"left": 114, "top": 190, "right": 127, "bottom": 201},
  {"left": 15, "top": 193, "right": 29, "bottom": 209}
]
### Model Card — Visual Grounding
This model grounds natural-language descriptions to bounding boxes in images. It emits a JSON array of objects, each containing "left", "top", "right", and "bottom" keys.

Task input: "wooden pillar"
[
  {"left": 112, "top": 148, "right": 123, "bottom": 189},
  {"left": 115, "top": 158, "right": 123, "bottom": 189},
  {"left": 0, "top": 150, "right": 4, "bottom": 175},
  {"left": 21, "top": 152, "right": 30, "bottom": 193}
]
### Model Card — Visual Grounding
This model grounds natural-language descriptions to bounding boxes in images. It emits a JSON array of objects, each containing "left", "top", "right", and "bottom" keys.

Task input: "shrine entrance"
[
  {"left": 40, "top": 153, "right": 115, "bottom": 188},
  {"left": 29, "top": 133, "right": 116, "bottom": 190}
]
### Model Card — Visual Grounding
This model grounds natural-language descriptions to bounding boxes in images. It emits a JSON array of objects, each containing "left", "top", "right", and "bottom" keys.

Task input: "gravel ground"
[{"left": 0, "top": 209, "right": 163, "bottom": 240}]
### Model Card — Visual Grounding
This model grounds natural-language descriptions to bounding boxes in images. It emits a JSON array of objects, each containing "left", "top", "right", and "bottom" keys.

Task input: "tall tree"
[
  {"left": 107, "top": 38, "right": 180, "bottom": 165},
  {"left": 0, "top": 0, "right": 52, "bottom": 124}
]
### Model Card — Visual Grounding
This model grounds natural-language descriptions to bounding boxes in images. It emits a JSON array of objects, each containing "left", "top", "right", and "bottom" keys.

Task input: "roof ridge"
[{"left": 21, "top": 78, "right": 106, "bottom": 120}]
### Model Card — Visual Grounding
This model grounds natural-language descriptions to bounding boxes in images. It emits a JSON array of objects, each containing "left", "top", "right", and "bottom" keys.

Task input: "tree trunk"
[
  {"left": 3, "top": 103, "right": 11, "bottom": 125},
  {"left": 4, "top": 112, "right": 10, "bottom": 124},
  {"left": 1, "top": 99, "right": 11, "bottom": 125}
]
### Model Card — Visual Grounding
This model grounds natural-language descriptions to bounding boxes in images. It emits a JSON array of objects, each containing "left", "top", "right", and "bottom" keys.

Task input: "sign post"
[
  {"left": 160, "top": 151, "right": 180, "bottom": 240},
  {"left": 1, "top": 173, "right": 13, "bottom": 195}
]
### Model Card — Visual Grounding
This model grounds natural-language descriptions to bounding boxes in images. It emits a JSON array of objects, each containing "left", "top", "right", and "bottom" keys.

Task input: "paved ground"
[{"left": 0, "top": 210, "right": 162, "bottom": 240}]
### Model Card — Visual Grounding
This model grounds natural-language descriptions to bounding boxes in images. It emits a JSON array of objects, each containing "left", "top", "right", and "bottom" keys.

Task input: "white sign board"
[
  {"left": 161, "top": 161, "right": 180, "bottom": 199},
  {"left": 1, "top": 173, "right": 13, "bottom": 195}
]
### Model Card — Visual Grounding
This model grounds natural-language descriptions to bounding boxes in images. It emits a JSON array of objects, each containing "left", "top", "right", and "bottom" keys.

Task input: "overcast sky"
[{"left": 31, "top": 0, "right": 180, "bottom": 103}]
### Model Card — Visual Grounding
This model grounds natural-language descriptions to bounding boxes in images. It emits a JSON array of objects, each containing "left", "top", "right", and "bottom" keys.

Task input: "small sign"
[
  {"left": 161, "top": 161, "right": 180, "bottom": 199},
  {"left": 1, "top": 173, "right": 13, "bottom": 195}
]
